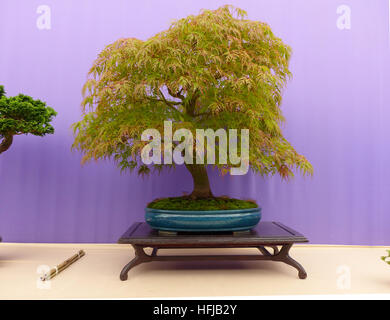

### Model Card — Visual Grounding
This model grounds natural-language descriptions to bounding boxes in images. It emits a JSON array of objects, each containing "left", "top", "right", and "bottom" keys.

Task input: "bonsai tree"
[
  {"left": 72, "top": 5, "right": 312, "bottom": 203},
  {"left": 0, "top": 85, "right": 57, "bottom": 154}
]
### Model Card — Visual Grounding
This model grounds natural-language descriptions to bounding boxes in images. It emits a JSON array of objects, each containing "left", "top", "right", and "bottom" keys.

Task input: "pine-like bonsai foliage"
[
  {"left": 73, "top": 5, "right": 312, "bottom": 199},
  {"left": 0, "top": 85, "right": 57, "bottom": 154}
]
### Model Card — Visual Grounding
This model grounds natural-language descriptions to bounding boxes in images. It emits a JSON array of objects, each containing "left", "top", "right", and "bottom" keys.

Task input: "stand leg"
[
  {"left": 268, "top": 245, "right": 279, "bottom": 255},
  {"left": 275, "top": 244, "right": 307, "bottom": 279},
  {"left": 120, "top": 245, "right": 149, "bottom": 281},
  {"left": 283, "top": 255, "right": 307, "bottom": 279},
  {"left": 257, "top": 246, "right": 272, "bottom": 256},
  {"left": 151, "top": 248, "right": 159, "bottom": 257}
]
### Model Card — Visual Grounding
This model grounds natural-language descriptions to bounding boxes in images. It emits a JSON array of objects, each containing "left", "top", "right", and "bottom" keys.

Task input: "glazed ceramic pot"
[{"left": 145, "top": 207, "right": 261, "bottom": 232}]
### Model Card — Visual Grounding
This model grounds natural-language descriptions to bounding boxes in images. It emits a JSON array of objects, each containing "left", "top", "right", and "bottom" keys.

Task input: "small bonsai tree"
[
  {"left": 0, "top": 85, "right": 57, "bottom": 154},
  {"left": 72, "top": 5, "right": 312, "bottom": 201}
]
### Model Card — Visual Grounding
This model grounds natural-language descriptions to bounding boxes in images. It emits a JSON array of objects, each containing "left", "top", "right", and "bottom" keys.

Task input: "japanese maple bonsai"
[
  {"left": 72, "top": 6, "right": 312, "bottom": 232},
  {"left": 0, "top": 85, "right": 57, "bottom": 155}
]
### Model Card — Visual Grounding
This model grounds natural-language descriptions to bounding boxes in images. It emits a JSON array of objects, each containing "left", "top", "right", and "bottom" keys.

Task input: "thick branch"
[
  {"left": 150, "top": 98, "right": 181, "bottom": 106},
  {"left": 168, "top": 87, "right": 185, "bottom": 101},
  {"left": 0, "top": 134, "right": 14, "bottom": 154},
  {"left": 157, "top": 89, "right": 181, "bottom": 107},
  {"left": 147, "top": 91, "right": 182, "bottom": 116}
]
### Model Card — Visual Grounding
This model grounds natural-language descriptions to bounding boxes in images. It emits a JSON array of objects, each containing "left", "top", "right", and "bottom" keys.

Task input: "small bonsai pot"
[{"left": 145, "top": 207, "right": 261, "bottom": 232}]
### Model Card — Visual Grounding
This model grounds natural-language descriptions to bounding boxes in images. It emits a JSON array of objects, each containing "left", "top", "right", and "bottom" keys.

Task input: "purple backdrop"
[{"left": 0, "top": 0, "right": 389, "bottom": 244}]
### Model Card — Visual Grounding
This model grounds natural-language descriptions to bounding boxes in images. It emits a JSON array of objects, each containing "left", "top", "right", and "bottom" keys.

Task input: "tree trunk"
[
  {"left": 0, "top": 134, "right": 13, "bottom": 154},
  {"left": 185, "top": 164, "right": 213, "bottom": 199}
]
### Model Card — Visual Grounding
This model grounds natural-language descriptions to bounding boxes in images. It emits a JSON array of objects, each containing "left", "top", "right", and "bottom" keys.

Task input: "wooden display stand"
[{"left": 118, "top": 221, "right": 308, "bottom": 281}]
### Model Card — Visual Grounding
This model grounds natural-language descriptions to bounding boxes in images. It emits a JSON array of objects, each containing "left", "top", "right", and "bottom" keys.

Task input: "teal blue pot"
[{"left": 145, "top": 207, "right": 261, "bottom": 232}]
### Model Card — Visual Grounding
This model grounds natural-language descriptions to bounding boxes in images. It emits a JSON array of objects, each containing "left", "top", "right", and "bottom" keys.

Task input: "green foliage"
[
  {"left": 147, "top": 196, "right": 258, "bottom": 211},
  {"left": 73, "top": 5, "right": 312, "bottom": 179},
  {"left": 0, "top": 86, "right": 5, "bottom": 98},
  {"left": 0, "top": 93, "right": 57, "bottom": 136},
  {"left": 381, "top": 250, "right": 390, "bottom": 265},
  {"left": 0, "top": 85, "right": 57, "bottom": 154}
]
